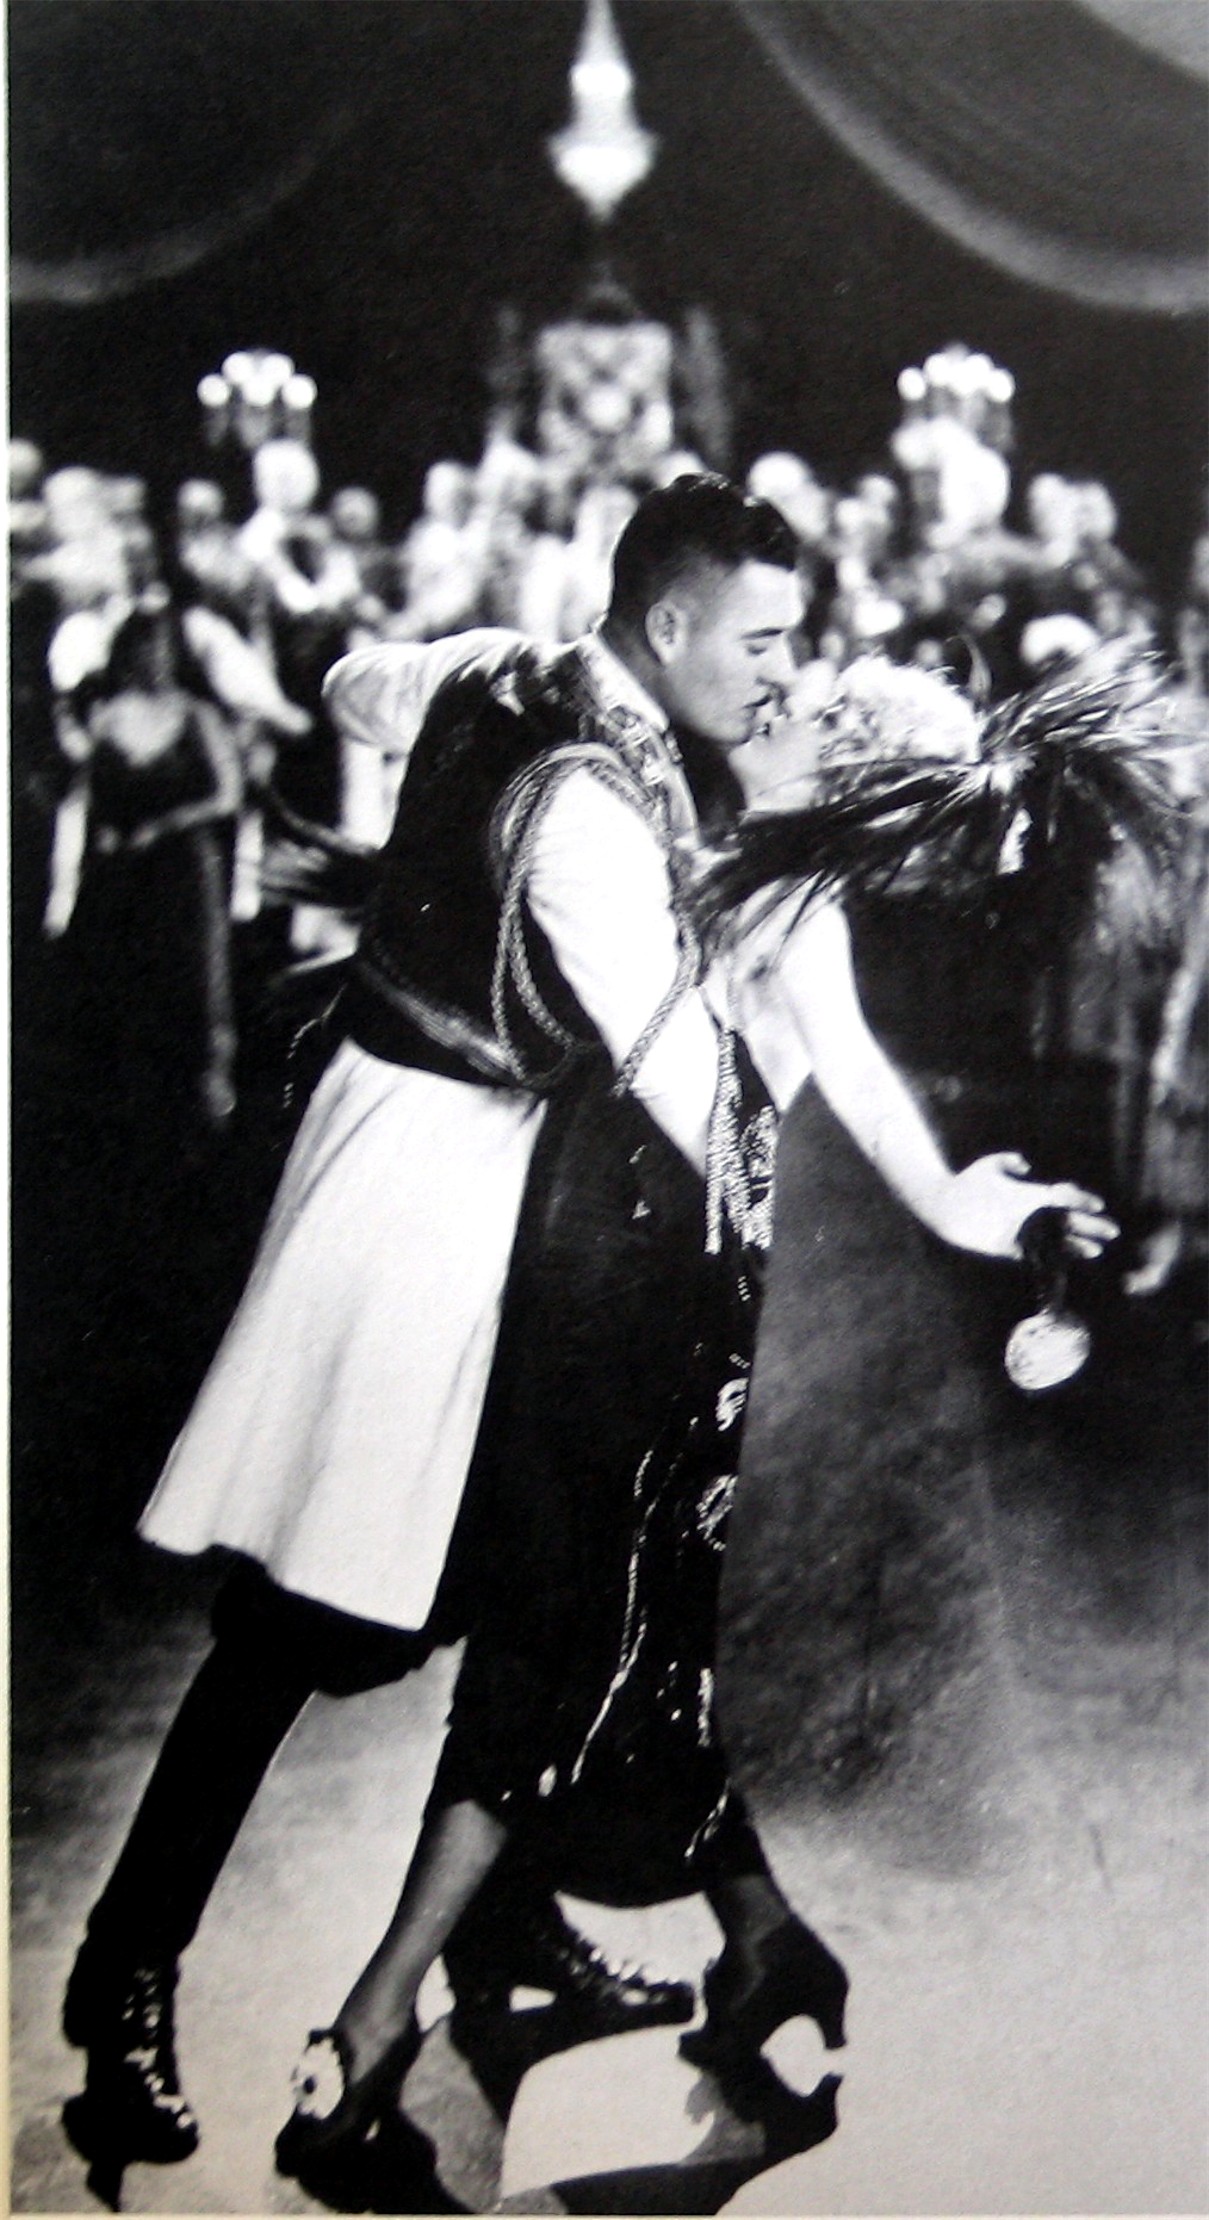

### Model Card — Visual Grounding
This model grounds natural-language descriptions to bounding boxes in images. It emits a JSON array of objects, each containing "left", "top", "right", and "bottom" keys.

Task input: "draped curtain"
[
  {"left": 12, "top": 0, "right": 1207, "bottom": 316},
  {"left": 10, "top": 123, "right": 359, "bottom": 308},
  {"left": 736, "top": 0, "right": 1207, "bottom": 314},
  {"left": 8, "top": 0, "right": 405, "bottom": 307}
]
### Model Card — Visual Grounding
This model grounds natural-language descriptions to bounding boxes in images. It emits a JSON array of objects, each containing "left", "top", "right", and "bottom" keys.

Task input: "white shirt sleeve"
[
  {"left": 323, "top": 631, "right": 523, "bottom": 758},
  {"left": 524, "top": 767, "right": 721, "bottom": 1175}
]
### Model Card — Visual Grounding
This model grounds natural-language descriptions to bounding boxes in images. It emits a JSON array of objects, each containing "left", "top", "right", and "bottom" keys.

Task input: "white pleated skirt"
[{"left": 140, "top": 1039, "right": 544, "bottom": 1630}]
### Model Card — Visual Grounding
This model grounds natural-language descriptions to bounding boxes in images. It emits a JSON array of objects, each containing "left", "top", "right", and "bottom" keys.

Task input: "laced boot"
[
  {"left": 443, "top": 1893, "right": 695, "bottom": 2036},
  {"left": 63, "top": 1941, "right": 199, "bottom": 2166}
]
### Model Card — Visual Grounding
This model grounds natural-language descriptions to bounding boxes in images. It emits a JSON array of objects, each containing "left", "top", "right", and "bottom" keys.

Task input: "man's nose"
[{"left": 761, "top": 637, "right": 797, "bottom": 694}]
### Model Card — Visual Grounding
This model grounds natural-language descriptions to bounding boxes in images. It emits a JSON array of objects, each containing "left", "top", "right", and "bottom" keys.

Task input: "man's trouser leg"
[
  {"left": 84, "top": 1564, "right": 435, "bottom": 1966},
  {"left": 77, "top": 1557, "right": 691, "bottom": 2039},
  {"left": 62, "top": 1567, "right": 438, "bottom": 2171}
]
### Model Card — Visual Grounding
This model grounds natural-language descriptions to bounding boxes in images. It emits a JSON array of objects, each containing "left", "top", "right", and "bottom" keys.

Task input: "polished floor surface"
[{"left": 12, "top": 943, "right": 1208, "bottom": 2216}]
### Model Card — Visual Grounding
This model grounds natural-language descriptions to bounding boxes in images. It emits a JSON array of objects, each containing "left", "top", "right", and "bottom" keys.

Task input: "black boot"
[
  {"left": 443, "top": 1892, "right": 694, "bottom": 2036},
  {"left": 63, "top": 1938, "right": 199, "bottom": 2166}
]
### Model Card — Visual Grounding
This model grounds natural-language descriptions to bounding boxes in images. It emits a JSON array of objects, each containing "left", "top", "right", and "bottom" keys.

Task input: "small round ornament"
[
  {"left": 1005, "top": 1303, "right": 1092, "bottom": 1393},
  {"left": 1006, "top": 1204, "right": 1093, "bottom": 1393}
]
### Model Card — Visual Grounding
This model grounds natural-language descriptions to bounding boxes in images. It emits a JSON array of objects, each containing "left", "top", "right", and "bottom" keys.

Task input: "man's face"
[{"left": 647, "top": 560, "right": 804, "bottom": 749}]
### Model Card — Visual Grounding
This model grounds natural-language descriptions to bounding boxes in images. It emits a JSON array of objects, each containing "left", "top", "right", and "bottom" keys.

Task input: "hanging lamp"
[{"left": 548, "top": 0, "right": 657, "bottom": 225}]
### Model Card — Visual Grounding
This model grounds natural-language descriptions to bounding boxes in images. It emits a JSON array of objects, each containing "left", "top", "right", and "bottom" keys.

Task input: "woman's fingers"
[{"left": 1040, "top": 1184, "right": 1120, "bottom": 1255}]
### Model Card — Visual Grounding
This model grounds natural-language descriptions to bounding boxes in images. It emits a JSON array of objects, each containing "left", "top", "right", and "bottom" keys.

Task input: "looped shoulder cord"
[{"left": 490, "top": 744, "right": 703, "bottom": 1096}]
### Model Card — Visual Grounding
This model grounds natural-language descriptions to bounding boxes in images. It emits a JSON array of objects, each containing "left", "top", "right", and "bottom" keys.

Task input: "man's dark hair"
[{"left": 607, "top": 472, "right": 799, "bottom": 631}]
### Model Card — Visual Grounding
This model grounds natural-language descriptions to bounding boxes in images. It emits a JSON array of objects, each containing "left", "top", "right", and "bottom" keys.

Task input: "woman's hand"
[{"left": 933, "top": 1151, "right": 1119, "bottom": 1261}]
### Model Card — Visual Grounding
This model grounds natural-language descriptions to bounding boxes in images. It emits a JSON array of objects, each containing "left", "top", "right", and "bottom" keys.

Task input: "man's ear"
[{"left": 644, "top": 598, "right": 686, "bottom": 666}]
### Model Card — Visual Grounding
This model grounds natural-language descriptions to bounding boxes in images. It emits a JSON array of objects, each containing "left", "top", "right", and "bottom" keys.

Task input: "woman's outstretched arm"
[{"left": 754, "top": 894, "right": 1117, "bottom": 1261}]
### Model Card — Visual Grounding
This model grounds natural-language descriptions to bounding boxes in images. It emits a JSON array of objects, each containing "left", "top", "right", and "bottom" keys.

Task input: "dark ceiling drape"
[
  {"left": 10, "top": 123, "right": 358, "bottom": 307},
  {"left": 11, "top": 1, "right": 1207, "bottom": 315},
  {"left": 9, "top": 0, "right": 405, "bottom": 306},
  {"left": 736, "top": 0, "right": 1208, "bottom": 314}
]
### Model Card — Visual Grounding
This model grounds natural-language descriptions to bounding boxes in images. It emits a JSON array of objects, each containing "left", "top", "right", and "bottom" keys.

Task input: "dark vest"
[{"left": 343, "top": 639, "right": 679, "bottom": 1092}]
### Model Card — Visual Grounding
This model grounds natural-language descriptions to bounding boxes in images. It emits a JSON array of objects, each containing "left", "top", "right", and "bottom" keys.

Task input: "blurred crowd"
[{"left": 10, "top": 339, "right": 1207, "bottom": 1291}]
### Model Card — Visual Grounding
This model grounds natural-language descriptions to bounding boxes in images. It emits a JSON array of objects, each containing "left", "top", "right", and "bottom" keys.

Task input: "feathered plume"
[
  {"left": 258, "top": 782, "right": 382, "bottom": 916},
  {"left": 694, "top": 641, "right": 1192, "bottom": 949}
]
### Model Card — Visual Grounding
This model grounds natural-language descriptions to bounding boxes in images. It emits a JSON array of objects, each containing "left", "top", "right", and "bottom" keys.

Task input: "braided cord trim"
[
  {"left": 490, "top": 740, "right": 702, "bottom": 1095},
  {"left": 611, "top": 925, "right": 700, "bottom": 1097},
  {"left": 490, "top": 753, "right": 639, "bottom": 1082}
]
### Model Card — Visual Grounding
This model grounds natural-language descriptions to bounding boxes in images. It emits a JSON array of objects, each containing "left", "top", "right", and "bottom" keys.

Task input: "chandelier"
[
  {"left": 197, "top": 350, "right": 318, "bottom": 452},
  {"left": 548, "top": 0, "right": 657, "bottom": 225}
]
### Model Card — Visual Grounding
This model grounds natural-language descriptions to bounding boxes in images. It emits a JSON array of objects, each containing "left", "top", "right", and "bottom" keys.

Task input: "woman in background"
[{"left": 62, "top": 599, "right": 243, "bottom": 1126}]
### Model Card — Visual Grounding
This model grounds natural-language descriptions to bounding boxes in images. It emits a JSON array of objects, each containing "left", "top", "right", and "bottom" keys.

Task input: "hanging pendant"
[
  {"left": 1005, "top": 1302, "right": 1092, "bottom": 1393},
  {"left": 1007, "top": 1203, "right": 1092, "bottom": 1393}
]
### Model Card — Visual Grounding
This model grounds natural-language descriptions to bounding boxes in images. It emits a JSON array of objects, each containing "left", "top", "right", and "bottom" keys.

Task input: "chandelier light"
[
  {"left": 198, "top": 349, "right": 317, "bottom": 451},
  {"left": 548, "top": 0, "right": 657, "bottom": 225}
]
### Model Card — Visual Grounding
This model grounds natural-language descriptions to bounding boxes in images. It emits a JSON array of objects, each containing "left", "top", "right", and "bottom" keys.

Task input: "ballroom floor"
[
  {"left": 11, "top": 1350, "right": 1208, "bottom": 2217},
  {"left": 11, "top": 935, "right": 1208, "bottom": 2217}
]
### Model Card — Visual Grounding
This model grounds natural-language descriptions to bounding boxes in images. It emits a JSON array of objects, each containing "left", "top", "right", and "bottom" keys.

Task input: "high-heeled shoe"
[
  {"left": 274, "top": 2016, "right": 421, "bottom": 2177},
  {"left": 679, "top": 1914, "right": 848, "bottom": 2118},
  {"left": 276, "top": 2018, "right": 467, "bottom": 2212}
]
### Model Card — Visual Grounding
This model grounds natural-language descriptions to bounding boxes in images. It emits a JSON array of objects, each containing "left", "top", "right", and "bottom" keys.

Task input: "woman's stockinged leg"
[
  {"left": 275, "top": 1798, "right": 507, "bottom": 2197},
  {"left": 684, "top": 1795, "right": 849, "bottom": 2098},
  {"left": 336, "top": 1798, "right": 508, "bottom": 2079}
]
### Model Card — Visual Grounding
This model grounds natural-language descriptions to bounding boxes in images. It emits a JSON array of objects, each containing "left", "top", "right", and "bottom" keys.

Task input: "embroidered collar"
[
  {"left": 578, "top": 629, "right": 669, "bottom": 735},
  {"left": 575, "top": 630, "right": 699, "bottom": 843}
]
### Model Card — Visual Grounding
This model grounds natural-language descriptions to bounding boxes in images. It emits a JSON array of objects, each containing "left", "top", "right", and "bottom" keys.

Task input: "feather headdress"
[{"left": 694, "top": 641, "right": 1195, "bottom": 950}]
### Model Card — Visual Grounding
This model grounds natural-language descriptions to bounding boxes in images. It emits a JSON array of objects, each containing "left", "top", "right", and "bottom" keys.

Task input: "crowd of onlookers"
[{"left": 10, "top": 348, "right": 1207, "bottom": 1289}]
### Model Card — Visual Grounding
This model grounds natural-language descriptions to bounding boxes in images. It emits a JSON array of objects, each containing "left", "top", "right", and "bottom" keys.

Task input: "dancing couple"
[{"left": 63, "top": 475, "right": 1116, "bottom": 2204}]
